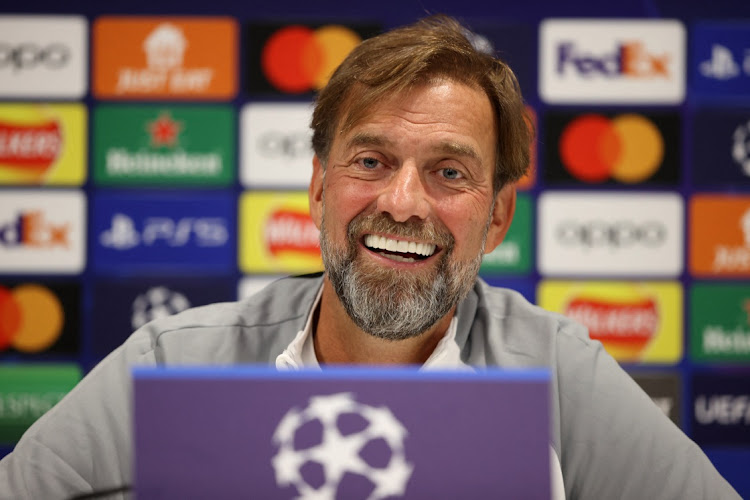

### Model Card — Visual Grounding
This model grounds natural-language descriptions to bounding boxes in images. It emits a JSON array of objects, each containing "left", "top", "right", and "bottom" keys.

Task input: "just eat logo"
[{"left": 556, "top": 41, "right": 670, "bottom": 78}]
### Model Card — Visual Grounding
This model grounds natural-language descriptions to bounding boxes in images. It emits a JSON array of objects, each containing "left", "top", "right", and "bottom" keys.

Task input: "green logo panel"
[
  {"left": 690, "top": 283, "right": 750, "bottom": 363},
  {"left": 480, "top": 193, "right": 532, "bottom": 275},
  {"left": 0, "top": 364, "right": 81, "bottom": 444},
  {"left": 94, "top": 105, "right": 235, "bottom": 186}
]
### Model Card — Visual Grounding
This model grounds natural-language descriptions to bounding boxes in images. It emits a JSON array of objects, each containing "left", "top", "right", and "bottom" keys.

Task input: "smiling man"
[
  {"left": 312, "top": 80, "right": 510, "bottom": 364},
  {"left": 0, "top": 15, "right": 741, "bottom": 500}
]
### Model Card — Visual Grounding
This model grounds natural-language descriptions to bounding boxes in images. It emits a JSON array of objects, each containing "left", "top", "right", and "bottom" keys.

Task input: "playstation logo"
[
  {"left": 99, "top": 213, "right": 140, "bottom": 250},
  {"left": 700, "top": 44, "right": 740, "bottom": 80}
]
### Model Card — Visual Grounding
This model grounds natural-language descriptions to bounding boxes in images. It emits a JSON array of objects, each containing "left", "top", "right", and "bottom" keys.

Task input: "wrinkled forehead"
[{"left": 333, "top": 76, "right": 493, "bottom": 143}]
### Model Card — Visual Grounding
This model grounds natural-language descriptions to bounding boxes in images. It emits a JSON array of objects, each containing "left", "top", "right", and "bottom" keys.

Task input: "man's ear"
[
  {"left": 309, "top": 155, "right": 325, "bottom": 230},
  {"left": 484, "top": 184, "right": 516, "bottom": 254}
]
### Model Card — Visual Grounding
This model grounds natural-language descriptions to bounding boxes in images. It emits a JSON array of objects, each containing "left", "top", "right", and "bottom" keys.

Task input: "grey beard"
[{"left": 320, "top": 210, "right": 488, "bottom": 341}]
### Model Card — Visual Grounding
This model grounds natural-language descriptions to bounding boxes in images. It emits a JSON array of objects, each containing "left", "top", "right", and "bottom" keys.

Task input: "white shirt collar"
[{"left": 275, "top": 283, "right": 470, "bottom": 371}]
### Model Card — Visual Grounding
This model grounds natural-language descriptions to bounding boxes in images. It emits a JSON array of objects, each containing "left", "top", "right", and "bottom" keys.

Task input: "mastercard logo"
[
  {"left": 261, "top": 25, "right": 363, "bottom": 93},
  {"left": 559, "top": 114, "right": 664, "bottom": 183},
  {"left": 0, "top": 284, "right": 64, "bottom": 353}
]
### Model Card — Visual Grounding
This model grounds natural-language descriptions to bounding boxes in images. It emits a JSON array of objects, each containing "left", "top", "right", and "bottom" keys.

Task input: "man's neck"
[{"left": 313, "top": 276, "right": 455, "bottom": 365}]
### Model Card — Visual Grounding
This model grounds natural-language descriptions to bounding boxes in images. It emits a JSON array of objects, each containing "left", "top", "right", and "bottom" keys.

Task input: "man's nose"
[{"left": 376, "top": 163, "right": 431, "bottom": 222}]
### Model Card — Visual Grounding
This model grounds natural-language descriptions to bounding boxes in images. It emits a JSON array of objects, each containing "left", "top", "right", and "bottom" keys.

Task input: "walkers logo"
[
  {"left": 544, "top": 111, "right": 680, "bottom": 185},
  {"left": 240, "top": 192, "right": 322, "bottom": 273},
  {"left": 691, "top": 22, "right": 750, "bottom": 96},
  {"left": 0, "top": 16, "right": 87, "bottom": 98},
  {"left": 0, "top": 364, "right": 80, "bottom": 444},
  {"left": 92, "top": 193, "right": 235, "bottom": 273},
  {"left": 481, "top": 194, "right": 532, "bottom": 274},
  {"left": 691, "top": 110, "right": 750, "bottom": 187},
  {"left": 537, "top": 192, "right": 683, "bottom": 277},
  {"left": 0, "top": 104, "right": 86, "bottom": 185},
  {"left": 94, "top": 105, "right": 234, "bottom": 186},
  {"left": 91, "top": 277, "right": 234, "bottom": 357},
  {"left": 538, "top": 281, "right": 682, "bottom": 363},
  {"left": 539, "top": 19, "right": 685, "bottom": 104},
  {"left": 0, "top": 282, "right": 79, "bottom": 356},
  {"left": 93, "top": 17, "right": 237, "bottom": 99},
  {"left": 689, "top": 195, "right": 750, "bottom": 277},
  {"left": 691, "top": 284, "right": 750, "bottom": 362},
  {"left": 0, "top": 190, "right": 85, "bottom": 273},
  {"left": 629, "top": 372, "right": 682, "bottom": 425},
  {"left": 692, "top": 374, "right": 750, "bottom": 446},
  {"left": 241, "top": 102, "right": 314, "bottom": 188},
  {"left": 245, "top": 22, "right": 380, "bottom": 94}
]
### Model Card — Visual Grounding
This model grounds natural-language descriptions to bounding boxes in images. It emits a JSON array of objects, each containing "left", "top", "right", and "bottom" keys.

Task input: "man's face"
[{"left": 310, "top": 79, "right": 515, "bottom": 340}]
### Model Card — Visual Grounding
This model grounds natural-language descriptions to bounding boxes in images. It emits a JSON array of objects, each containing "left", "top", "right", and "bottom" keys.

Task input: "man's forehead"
[
  {"left": 331, "top": 81, "right": 496, "bottom": 163},
  {"left": 334, "top": 78, "right": 492, "bottom": 136},
  {"left": 344, "top": 130, "right": 483, "bottom": 161}
]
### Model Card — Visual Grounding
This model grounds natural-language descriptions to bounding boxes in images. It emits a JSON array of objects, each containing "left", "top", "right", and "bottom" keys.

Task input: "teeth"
[
  {"left": 363, "top": 234, "right": 436, "bottom": 257},
  {"left": 385, "top": 254, "right": 416, "bottom": 263}
]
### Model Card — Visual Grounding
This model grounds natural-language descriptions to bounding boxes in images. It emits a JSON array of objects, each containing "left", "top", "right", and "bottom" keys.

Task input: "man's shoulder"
[
  {"left": 124, "top": 274, "right": 323, "bottom": 364},
  {"left": 462, "top": 279, "right": 593, "bottom": 366}
]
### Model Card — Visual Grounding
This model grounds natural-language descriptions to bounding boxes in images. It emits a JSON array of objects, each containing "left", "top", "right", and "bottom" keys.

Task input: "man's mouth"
[{"left": 363, "top": 234, "right": 437, "bottom": 263}]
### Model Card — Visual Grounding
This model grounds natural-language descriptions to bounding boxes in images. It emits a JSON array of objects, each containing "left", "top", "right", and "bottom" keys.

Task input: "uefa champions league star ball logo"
[
  {"left": 271, "top": 392, "right": 414, "bottom": 499},
  {"left": 131, "top": 286, "right": 190, "bottom": 330},
  {"left": 733, "top": 119, "right": 750, "bottom": 176}
]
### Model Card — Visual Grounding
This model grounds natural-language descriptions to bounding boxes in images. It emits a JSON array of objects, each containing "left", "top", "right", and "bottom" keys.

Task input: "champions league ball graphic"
[
  {"left": 271, "top": 392, "right": 414, "bottom": 500},
  {"left": 733, "top": 120, "right": 750, "bottom": 176},
  {"left": 131, "top": 286, "right": 190, "bottom": 330}
]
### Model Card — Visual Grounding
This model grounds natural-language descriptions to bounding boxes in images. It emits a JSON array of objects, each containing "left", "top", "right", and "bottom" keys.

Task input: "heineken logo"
[
  {"left": 691, "top": 283, "right": 750, "bottom": 362},
  {"left": 94, "top": 105, "right": 234, "bottom": 187},
  {"left": 147, "top": 111, "right": 182, "bottom": 147}
]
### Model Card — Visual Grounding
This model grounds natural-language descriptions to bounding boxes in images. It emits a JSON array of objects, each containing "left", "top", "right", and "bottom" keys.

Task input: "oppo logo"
[
  {"left": 0, "top": 43, "right": 70, "bottom": 71},
  {"left": 258, "top": 131, "right": 311, "bottom": 159},
  {"left": 556, "top": 220, "right": 666, "bottom": 247}
]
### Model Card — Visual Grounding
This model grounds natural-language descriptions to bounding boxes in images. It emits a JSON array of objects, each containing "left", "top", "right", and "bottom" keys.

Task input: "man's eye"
[
  {"left": 359, "top": 157, "right": 380, "bottom": 169},
  {"left": 440, "top": 168, "right": 462, "bottom": 180}
]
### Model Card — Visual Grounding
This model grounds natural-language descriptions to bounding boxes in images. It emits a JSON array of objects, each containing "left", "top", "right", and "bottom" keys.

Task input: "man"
[{"left": 0, "top": 15, "right": 741, "bottom": 500}]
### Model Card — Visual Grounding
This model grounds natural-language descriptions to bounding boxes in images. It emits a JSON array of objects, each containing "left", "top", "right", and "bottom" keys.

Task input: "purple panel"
[{"left": 134, "top": 371, "right": 550, "bottom": 499}]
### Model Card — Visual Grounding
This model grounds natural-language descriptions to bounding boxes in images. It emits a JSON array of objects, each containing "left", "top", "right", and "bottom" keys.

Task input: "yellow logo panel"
[
  {"left": 538, "top": 281, "right": 682, "bottom": 364},
  {"left": 240, "top": 191, "right": 322, "bottom": 273},
  {"left": 0, "top": 104, "right": 87, "bottom": 185}
]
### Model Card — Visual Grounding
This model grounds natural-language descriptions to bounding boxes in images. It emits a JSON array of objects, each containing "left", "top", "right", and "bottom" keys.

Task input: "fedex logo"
[
  {"left": 556, "top": 41, "right": 669, "bottom": 78},
  {"left": 0, "top": 211, "right": 69, "bottom": 248},
  {"left": 540, "top": 19, "right": 685, "bottom": 104},
  {"left": 0, "top": 190, "right": 85, "bottom": 274}
]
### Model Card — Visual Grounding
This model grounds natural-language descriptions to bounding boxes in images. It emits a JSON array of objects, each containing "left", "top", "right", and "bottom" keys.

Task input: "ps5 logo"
[
  {"left": 700, "top": 44, "right": 750, "bottom": 80},
  {"left": 99, "top": 213, "right": 228, "bottom": 250}
]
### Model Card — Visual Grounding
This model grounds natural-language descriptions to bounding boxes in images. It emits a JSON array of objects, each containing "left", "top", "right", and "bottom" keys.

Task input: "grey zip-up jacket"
[{"left": 0, "top": 275, "right": 741, "bottom": 499}]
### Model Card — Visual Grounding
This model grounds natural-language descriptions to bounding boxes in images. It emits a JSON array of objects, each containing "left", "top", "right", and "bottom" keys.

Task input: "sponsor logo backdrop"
[{"left": 1, "top": 8, "right": 749, "bottom": 496}]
